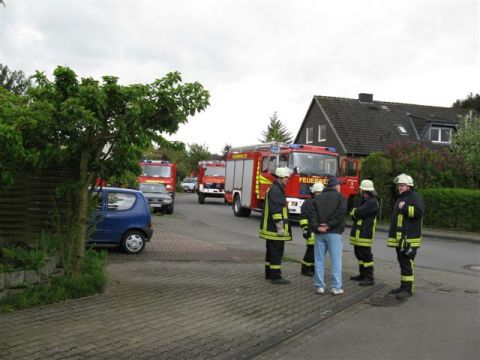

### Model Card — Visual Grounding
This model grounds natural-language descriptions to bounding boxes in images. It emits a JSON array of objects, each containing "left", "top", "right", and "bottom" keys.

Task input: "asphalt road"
[{"left": 163, "top": 193, "right": 480, "bottom": 276}]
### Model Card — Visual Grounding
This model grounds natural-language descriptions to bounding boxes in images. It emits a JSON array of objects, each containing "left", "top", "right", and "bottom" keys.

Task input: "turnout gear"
[
  {"left": 388, "top": 177, "right": 425, "bottom": 294},
  {"left": 259, "top": 179, "right": 292, "bottom": 281},
  {"left": 349, "top": 192, "right": 379, "bottom": 285},
  {"left": 300, "top": 193, "right": 316, "bottom": 276}
]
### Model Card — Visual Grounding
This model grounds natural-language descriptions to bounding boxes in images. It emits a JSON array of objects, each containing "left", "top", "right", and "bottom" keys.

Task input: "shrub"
[
  {"left": 0, "top": 249, "right": 108, "bottom": 313},
  {"left": 360, "top": 152, "right": 393, "bottom": 220},
  {"left": 418, "top": 188, "right": 480, "bottom": 231}
]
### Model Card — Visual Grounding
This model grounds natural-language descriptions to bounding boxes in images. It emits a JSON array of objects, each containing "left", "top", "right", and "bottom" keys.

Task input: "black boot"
[
  {"left": 301, "top": 266, "right": 314, "bottom": 277},
  {"left": 396, "top": 289, "right": 413, "bottom": 299},
  {"left": 359, "top": 277, "right": 375, "bottom": 286},
  {"left": 350, "top": 274, "right": 365, "bottom": 281}
]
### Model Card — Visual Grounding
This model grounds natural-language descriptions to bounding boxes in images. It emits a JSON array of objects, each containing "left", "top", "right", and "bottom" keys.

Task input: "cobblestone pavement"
[{"left": 0, "top": 229, "right": 383, "bottom": 360}]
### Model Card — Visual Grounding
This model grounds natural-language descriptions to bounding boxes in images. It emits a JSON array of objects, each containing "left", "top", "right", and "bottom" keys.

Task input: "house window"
[
  {"left": 430, "top": 126, "right": 452, "bottom": 144},
  {"left": 306, "top": 127, "right": 313, "bottom": 143},
  {"left": 395, "top": 125, "right": 408, "bottom": 135},
  {"left": 318, "top": 124, "right": 326, "bottom": 142}
]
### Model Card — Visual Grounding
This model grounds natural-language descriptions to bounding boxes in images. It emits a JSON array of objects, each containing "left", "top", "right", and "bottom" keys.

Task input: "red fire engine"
[
  {"left": 224, "top": 142, "right": 359, "bottom": 217},
  {"left": 196, "top": 160, "right": 226, "bottom": 204},
  {"left": 138, "top": 160, "right": 177, "bottom": 197}
]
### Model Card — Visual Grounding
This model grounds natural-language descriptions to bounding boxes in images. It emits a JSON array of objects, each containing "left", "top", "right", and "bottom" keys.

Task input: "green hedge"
[{"left": 418, "top": 188, "right": 480, "bottom": 232}]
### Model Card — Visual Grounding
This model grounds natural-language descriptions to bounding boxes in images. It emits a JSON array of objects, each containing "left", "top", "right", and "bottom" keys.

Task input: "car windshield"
[
  {"left": 205, "top": 167, "right": 225, "bottom": 177},
  {"left": 182, "top": 178, "right": 195, "bottom": 183},
  {"left": 140, "top": 164, "right": 171, "bottom": 177},
  {"left": 139, "top": 183, "right": 167, "bottom": 193},
  {"left": 290, "top": 152, "right": 338, "bottom": 176}
]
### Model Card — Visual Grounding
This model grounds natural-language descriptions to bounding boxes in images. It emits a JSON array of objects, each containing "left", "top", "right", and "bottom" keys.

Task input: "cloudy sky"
[{"left": 1, "top": 0, "right": 478, "bottom": 154}]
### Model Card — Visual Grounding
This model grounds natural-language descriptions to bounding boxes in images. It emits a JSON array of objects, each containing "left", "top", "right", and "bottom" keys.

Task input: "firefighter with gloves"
[
  {"left": 388, "top": 173, "right": 425, "bottom": 299},
  {"left": 349, "top": 179, "right": 379, "bottom": 286},
  {"left": 259, "top": 167, "right": 293, "bottom": 285},
  {"left": 299, "top": 182, "right": 324, "bottom": 276}
]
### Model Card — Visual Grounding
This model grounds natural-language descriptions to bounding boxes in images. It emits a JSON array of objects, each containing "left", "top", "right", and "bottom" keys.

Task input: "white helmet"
[
  {"left": 359, "top": 179, "right": 375, "bottom": 192},
  {"left": 311, "top": 182, "right": 325, "bottom": 193},
  {"left": 393, "top": 173, "right": 414, "bottom": 187},
  {"left": 274, "top": 167, "right": 292, "bottom": 178}
]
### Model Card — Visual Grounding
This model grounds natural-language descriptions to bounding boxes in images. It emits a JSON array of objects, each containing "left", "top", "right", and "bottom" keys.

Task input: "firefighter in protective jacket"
[
  {"left": 259, "top": 167, "right": 292, "bottom": 284},
  {"left": 299, "top": 181, "right": 324, "bottom": 276},
  {"left": 349, "top": 179, "right": 379, "bottom": 286},
  {"left": 388, "top": 173, "right": 425, "bottom": 299}
]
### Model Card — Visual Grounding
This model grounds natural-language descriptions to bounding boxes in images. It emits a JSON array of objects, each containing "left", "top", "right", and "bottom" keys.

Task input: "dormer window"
[
  {"left": 395, "top": 125, "right": 408, "bottom": 135},
  {"left": 430, "top": 126, "right": 452, "bottom": 144}
]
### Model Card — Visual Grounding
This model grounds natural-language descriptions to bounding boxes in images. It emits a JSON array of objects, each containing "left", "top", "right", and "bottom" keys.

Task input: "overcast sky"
[{"left": 1, "top": 0, "right": 478, "bottom": 154}]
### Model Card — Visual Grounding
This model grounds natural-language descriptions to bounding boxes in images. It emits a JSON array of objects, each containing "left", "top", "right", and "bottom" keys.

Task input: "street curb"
[{"left": 232, "top": 282, "right": 386, "bottom": 360}]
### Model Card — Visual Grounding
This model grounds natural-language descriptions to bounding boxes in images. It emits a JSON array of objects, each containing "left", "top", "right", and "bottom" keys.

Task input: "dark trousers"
[
  {"left": 353, "top": 245, "right": 374, "bottom": 279},
  {"left": 265, "top": 240, "right": 285, "bottom": 279},
  {"left": 395, "top": 247, "right": 417, "bottom": 292},
  {"left": 302, "top": 244, "right": 315, "bottom": 272}
]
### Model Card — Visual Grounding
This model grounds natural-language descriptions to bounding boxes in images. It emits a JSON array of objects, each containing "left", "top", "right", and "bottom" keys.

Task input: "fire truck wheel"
[
  {"left": 198, "top": 193, "right": 205, "bottom": 204},
  {"left": 233, "top": 195, "right": 251, "bottom": 217},
  {"left": 121, "top": 230, "right": 146, "bottom": 254}
]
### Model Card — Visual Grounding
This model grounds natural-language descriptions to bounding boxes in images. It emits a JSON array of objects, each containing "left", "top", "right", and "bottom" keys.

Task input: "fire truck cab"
[
  {"left": 137, "top": 160, "right": 177, "bottom": 198},
  {"left": 196, "top": 160, "right": 226, "bottom": 204},
  {"left": 224, "top": 143, "right": 359, "bottom": 218}
]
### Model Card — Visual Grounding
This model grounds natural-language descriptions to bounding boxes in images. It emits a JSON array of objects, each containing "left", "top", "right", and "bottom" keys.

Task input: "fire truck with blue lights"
[
  {"left": 224, "top": 142, "right": 359, "bottom": 217},
  {"left": 138, "top": 160, "right": 177, "bottom": 198},
  {"left": 196, "top": 160, "right": 226, "bottom": 204}
]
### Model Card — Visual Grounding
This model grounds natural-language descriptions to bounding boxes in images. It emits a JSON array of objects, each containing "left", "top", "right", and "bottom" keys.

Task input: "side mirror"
[{"left": 294, "top": 166, "right": 300, "bottom": 174}]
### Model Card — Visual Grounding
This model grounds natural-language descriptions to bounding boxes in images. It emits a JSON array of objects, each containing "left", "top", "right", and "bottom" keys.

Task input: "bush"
[
  {"left": 418, "top": 188, "right": 480, "bottom": 232},
  {"left": 0, "top": 249, "right": 108, "bottom": 313},
  {"left": 361, "top": 152, "right": 393, "bottom": 220}
]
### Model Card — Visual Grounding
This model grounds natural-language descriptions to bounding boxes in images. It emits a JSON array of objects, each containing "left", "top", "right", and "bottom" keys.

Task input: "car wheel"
[{"left": 121, "top": 230, "right": 146, "bottom": 254}]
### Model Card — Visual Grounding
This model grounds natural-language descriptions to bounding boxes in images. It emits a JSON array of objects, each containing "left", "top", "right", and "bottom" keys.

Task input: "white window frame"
[
  {"left": 306, "top": 127, "right": 313, "bottom": 144},
  {"left": 318, "top": 124, "right": 326, "bottom": 142},
  {"left": 430, "top": 126, "right": 452, "bottom": 144}
]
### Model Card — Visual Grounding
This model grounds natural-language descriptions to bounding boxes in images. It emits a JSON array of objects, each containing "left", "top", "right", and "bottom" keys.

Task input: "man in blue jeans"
[{"left": 310, "top": 177, "right": 348, "bottom": 295}]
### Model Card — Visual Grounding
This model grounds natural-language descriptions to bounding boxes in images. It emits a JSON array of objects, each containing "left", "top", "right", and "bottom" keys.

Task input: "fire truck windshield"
[
  {"left": 204, "top": 167, "right": 225, "bottom": 177},
  {"left": 141, "top": 165, "right": 171, "bottom": 178},
  {"left": 290, "top": 152, "right": 338, "bottom": 176}
]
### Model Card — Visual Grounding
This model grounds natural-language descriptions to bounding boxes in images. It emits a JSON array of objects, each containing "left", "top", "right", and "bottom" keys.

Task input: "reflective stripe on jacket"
[
  {"left": 259, "top": 180, "right": 292, "bottom": 241},
  {"left": 350, "top": 194, "right": 379, "bottom": 247},
  {"left": 387, "top": 189, "right": 425, "bottom": 248}
]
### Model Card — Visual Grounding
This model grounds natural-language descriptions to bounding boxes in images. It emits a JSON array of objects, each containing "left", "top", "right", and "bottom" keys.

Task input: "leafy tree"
[
  {"left": 452, "top": 115, "right": 480, "bottom": 186},
  {"left": 187, "top": 143, "right": 211, "bottom": 174},
  {"left": 1, "top": 66, "right": 209, "bottom": 272},
  {"left": 0, "top": 64, "right": 32, "bottom": 95},
  {"left": 259, "top": 111, "right": 292, "bottom": 143},
  {"left": 453, "top": 93, "right": 480, "bottom": 113}
]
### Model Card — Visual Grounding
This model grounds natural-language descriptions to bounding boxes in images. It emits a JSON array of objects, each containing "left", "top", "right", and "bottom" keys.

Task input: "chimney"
[{"left": 358, "top": 93, "right": 373, "bottom": 103}]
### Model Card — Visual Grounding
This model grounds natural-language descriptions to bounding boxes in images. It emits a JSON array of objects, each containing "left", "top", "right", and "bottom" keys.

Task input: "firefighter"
[
  {"left": 299, "top": 181, "right": 324, "bottom": 276},
  {"left": 349, "top": 179, "right": 379, "bottom": 286},
  {"left": 388, "top": 173, "right": 425, "bottom": 299},
  {"left": 259, "top": 167, "right": 293, "bottom": 285}
]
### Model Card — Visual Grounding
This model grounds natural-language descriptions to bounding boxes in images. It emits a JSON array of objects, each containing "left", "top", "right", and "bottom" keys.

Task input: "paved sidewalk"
[{"left": 0, "top": 229, "right": 383, "bottom": 360}]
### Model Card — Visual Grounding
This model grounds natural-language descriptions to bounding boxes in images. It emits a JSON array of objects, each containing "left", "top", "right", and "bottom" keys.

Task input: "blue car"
[{"left": 89, "top": 187, "right": 153, "bottom": 254}]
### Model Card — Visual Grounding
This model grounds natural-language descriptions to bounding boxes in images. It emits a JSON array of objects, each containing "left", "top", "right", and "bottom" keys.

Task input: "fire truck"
[
  {"left": 224, "top": 142, "right": 359, "bottom": 217},
  {"left": 196, "top": 160, "right": 226, "bottom": 204},
  {"left": 137, "top": 160, "right": 177, "bottom": 198}
]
